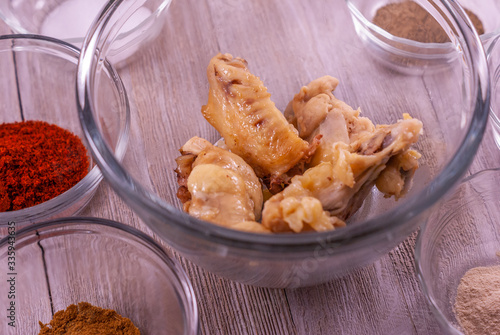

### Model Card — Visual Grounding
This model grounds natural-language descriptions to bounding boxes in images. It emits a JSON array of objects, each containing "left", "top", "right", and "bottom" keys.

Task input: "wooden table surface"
[{"left": 2, "top": 0, "right": 500, "bottom": 334}]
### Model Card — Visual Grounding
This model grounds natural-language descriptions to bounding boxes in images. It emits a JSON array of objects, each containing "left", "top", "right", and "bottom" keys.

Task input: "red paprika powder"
[{"left": 0, "top": 120, "right": 89, "bottom": 212}]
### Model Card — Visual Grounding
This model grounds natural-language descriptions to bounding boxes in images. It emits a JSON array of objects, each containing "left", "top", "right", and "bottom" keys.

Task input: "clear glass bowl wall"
[
  {"left": 77, "top": 0, "right": 489, "bottom": 288},
  {"left": 0, "top": 35, "right": 128, "bottom": 230},
  {"left": 486, "top": 35, "right": 500, "bottom": 149}
]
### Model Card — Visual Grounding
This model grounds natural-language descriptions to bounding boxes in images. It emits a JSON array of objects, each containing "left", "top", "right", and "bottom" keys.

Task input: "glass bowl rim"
[
  {"left": 0, "top": 215, "right": 200, "bottom": 335},
  {"left": 77, "top": 0, "right": 490, "bottom": 252},
  {"left": 414, "top": 167, "right": 500, "bottom": 335},
  {"left": 0, "top": 34, "right": 128, "bottom": 226}
]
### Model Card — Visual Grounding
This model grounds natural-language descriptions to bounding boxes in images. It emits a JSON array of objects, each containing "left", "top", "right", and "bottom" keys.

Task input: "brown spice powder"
[
  {"left": 38, "top": 302, "right": 141, "bottom": 335},
  {"left": 372, "top": 1, "right": 485, "bottom": 43},
  {"left": 454, "top": 265, "right": 500, "bottom": 335}
]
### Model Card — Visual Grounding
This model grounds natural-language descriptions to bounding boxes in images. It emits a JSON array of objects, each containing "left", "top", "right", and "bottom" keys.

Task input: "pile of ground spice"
[
  {"left": 372, "top": 1, "right": 485, "bottom": 43},
  {"left": 0, "top": 120, "right": 89, "bottom": 211},
  {"left": 454, "top": 265, "right": 500, "bottom": 335},
  {"left": 38, "top": 302, "right": 141, "bottom": 335}
]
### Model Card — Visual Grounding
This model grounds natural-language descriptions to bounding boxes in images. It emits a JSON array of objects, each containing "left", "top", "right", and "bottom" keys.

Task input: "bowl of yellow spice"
[
  {"left": 0, "top": 217, "right": 199, "bottom": 334},
  {"left": 0, "top": 34, "right": 129, "bottom": 231},
  {"left": 416, "top": 168, "right": 500, "bottom": 335},
  {"left": 346, "top": 0, "right": 498, "bottom": 73}
]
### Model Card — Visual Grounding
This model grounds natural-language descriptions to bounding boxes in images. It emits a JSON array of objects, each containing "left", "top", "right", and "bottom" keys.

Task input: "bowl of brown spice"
[
  {"left": 416, "top": 168, "right": 500, "bottom": 334},
  {"left": 346, "top": 0, "right": 498, "bottom": 73},
  {"left": 0, "top": 217, "right": 199, "bottom": 334},
  {"left": 0, "top": 34, "right": 129, "bottom": 230}
]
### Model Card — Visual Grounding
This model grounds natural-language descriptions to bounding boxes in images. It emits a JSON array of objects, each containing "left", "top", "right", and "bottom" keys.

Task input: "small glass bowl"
[
  {"left": 0, "top": 0, "right": 172, "bottom": 60},
  {"left": 0, "top": 217, "right": 199, "bottom": 334},
  {"left": 346, "top": 0, "right": 500, "bottom": 74},
  {"left": 0, "top": 35, "right": 129, "bottom": 230},
  {"left": 415, "top": 168, "right": 500, "bottom": 334}
]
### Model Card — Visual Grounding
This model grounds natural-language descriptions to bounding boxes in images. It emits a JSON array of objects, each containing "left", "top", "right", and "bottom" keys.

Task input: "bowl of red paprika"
[{"left": 0, "top": 34, "right": 129, "bottom": 230}]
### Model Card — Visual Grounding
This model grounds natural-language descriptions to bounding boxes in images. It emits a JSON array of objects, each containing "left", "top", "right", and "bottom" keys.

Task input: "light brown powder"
[{"left": 454, "top": 265, "right": 500, "bottom": 335}]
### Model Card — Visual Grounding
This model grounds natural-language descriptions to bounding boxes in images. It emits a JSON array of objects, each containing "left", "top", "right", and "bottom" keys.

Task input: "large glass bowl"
[
  {"left": 415, "top": 168, "right": 500, "bottom": 334},
  {"left": 0, "top": 35, "right": 129, "bottom": 231},
  {"left": 0, "top": 217, "right": 198, "bottom": 334},
  {"left": 77, "top": 0, "right": 489, "bottom": 288}
]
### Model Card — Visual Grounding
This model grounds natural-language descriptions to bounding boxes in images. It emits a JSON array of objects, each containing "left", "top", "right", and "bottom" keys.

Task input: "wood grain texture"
[{"left": 2, "top": 0, "right": 500, "bottom": 333}]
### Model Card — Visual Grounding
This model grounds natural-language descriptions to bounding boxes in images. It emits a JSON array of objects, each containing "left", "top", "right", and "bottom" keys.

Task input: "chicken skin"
[
  {"left": 175, "top": 136, "right": 269, "bottom": 233},
  {"left": 285, "top": 75, "right": 376, "bottom": 167},
  {"left": 262, "top": 115, "right": 423, "bottom": 233},
  {"left": 202, "top": 53, "right": 317, "bottom": 192}
]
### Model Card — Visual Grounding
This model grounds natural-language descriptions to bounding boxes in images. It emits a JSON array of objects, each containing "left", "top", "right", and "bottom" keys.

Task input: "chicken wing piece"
[
  {"left": 262, "top": 181, "right": 347, "bottom": 233},
  {"left": 201, "top": 53, "right": 314, "bottom": 185},
  {"left": 262, "top": 116, "right": 423, "bottom": 233},
  {"left": 175, "top": 137, "right": 268, "bottom": 232},
  {"left": 284, "top": 76, "right": 376, "bottom": 166},
  {"left": 375, "top": 149, "right": 421, "bottom": 199},
  {"left": 284, "top": 75, "right": 341, "bottom": 138}
]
